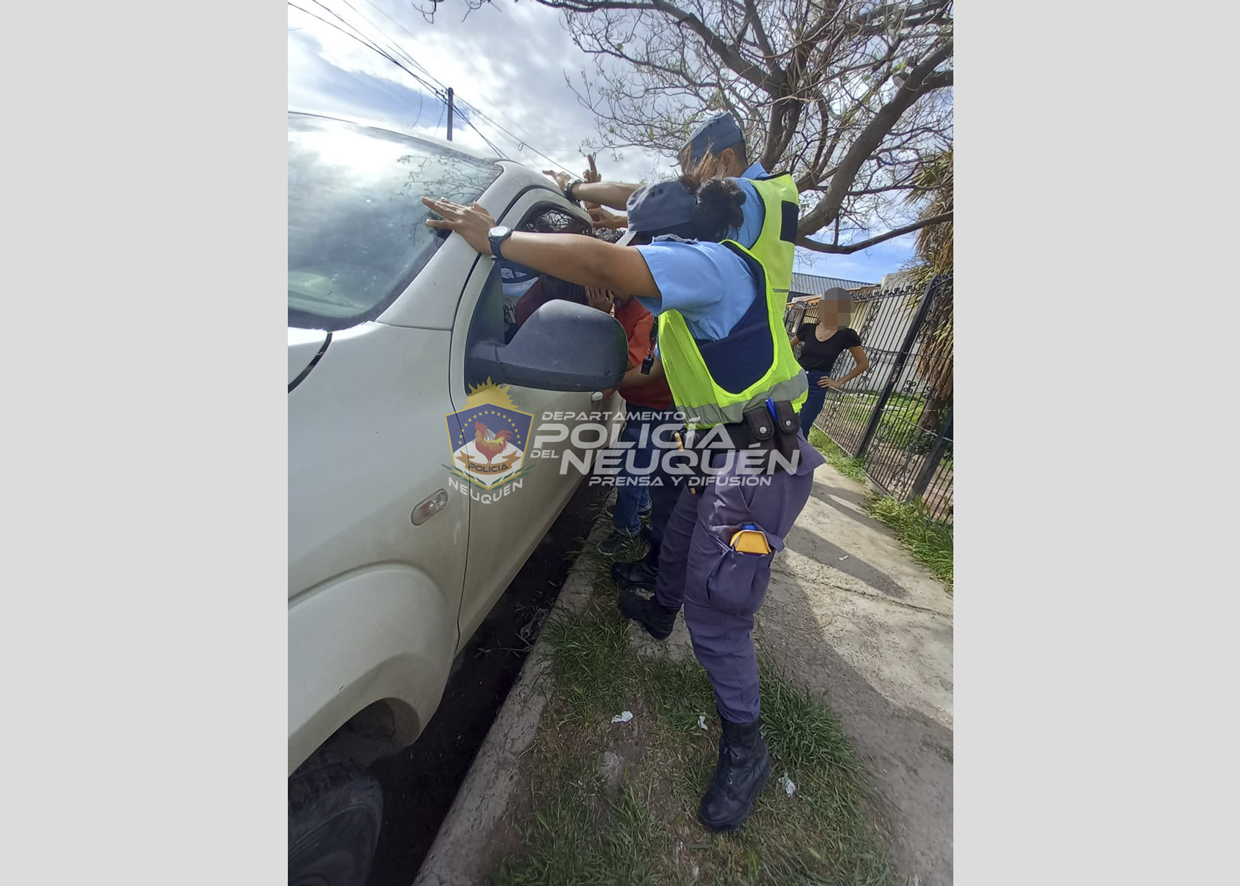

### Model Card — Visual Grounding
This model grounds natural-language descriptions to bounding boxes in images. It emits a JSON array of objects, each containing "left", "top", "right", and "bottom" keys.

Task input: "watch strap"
[{"left": 489, "top": 229, "right": 509, "bottom": 260}]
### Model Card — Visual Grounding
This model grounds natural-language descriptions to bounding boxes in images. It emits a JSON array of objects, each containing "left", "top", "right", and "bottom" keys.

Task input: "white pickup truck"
[{"left": 288, "top": 111, "right": 626, "bottom": 885}]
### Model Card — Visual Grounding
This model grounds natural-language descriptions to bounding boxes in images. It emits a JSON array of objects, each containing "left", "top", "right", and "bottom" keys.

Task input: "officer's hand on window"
[
  {"left": 422, "top": 197, "right": 496, "bottom": 254},
  {"left": 589, "top": 207, "right": 627, "bottom": 230}
]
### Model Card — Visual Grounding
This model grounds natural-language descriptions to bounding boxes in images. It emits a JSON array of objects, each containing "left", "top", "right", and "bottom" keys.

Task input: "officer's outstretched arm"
[
  {"left": 543, "top": 169, "right": 640, "bottom": 210},
  {"left": 573, "top": 181, "right": 641, "bottom": 210},
  {"left": 423, "top": 196, "right": 662, "bottom": 300},
  {"left": 500, "top": 232, "right": 661, "bottom": 300}
]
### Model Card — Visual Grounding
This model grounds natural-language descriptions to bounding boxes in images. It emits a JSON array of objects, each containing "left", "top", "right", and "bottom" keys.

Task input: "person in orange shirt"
[{"left": 594, "top": 288, "right": 681, "bottom": 556}]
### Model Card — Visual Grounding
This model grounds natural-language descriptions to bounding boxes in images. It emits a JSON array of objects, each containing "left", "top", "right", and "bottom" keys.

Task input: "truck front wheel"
[{"left": 288, "top": 759, "right": 383, "bottom": 886}]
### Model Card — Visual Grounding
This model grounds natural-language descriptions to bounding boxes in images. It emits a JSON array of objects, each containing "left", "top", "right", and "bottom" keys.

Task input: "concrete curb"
[{"left": 412, "top": 509, "right": 606, "bottom": 886}]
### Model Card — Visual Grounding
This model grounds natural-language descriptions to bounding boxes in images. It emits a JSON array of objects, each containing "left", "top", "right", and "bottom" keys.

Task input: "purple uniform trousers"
[{"left": 654, "top": 433, "right": 824, "bottom": 723}]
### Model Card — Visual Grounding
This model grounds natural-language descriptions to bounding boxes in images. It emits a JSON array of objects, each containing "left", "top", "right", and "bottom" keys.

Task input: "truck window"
[{"left": 288, "top": 114, "right": 501, "bottom": 330}]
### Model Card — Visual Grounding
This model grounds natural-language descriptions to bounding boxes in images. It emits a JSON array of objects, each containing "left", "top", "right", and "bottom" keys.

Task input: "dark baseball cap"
[
  {"left": 617, "top": 181, "right": 695, "bottom": 245},
  {"left": 682, "top": 111, "right": 744, "bottom": 168}
]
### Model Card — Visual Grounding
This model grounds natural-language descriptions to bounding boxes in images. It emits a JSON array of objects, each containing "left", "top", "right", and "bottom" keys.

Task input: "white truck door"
[{"left": 445, "top": 196, "right": 608, "bottom": 645}]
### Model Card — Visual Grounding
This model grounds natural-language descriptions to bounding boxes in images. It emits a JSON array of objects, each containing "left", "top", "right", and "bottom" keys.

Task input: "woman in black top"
[{"left": 790, "top": 288, "right": 870, "bottom": 437}]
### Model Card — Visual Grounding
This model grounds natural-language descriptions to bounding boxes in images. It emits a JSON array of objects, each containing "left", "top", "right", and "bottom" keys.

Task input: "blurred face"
[{"left": 818, "top": 297, "right": 852, "bottom": 328}]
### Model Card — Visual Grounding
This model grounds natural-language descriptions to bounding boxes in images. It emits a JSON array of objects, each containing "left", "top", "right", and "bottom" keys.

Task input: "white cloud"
[{"left": 288, "top": 0, "right": 671, "bottom": 184}]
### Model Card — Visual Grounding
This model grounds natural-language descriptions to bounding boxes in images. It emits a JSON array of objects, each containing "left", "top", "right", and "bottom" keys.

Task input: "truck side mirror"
[{"left": 469, "top": 299, "right": 627, "bottom": 392}]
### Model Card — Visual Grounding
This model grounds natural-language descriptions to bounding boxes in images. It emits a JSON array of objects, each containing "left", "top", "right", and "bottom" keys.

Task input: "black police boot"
[
  {"left": 697, "top": 717, "right": 771, "bottom": 833},
  {"left": 610, "top": 555, "right": 659, "bottom": 591},
  {"left": 617, "top": 588, "right": 678, "bottom": 640}
]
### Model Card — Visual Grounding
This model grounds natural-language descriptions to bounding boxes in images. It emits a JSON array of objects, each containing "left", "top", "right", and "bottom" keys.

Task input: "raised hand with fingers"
[{"left": 581, "top": 154, "right": 603, "bottom": 212}]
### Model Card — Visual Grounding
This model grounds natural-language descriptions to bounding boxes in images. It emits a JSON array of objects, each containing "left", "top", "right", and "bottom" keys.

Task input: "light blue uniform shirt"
[
  {"left": 634, "top": 239, "right": 760, "bottom": 342},
  {"left": 727, "top": 161, "right": 768, "bottom": 249}
]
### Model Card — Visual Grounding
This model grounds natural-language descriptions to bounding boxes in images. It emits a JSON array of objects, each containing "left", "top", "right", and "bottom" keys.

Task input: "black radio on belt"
[{"left": 640, "top": 323, "right": 657, "bottom": 375}]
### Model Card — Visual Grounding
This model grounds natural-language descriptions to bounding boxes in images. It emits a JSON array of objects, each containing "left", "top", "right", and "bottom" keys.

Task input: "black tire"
[{"left": 289, "top": 759, "right": 383, "bottom": 886}]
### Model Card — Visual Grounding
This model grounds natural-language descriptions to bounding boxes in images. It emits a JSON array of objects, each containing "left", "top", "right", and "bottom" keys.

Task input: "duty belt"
[{"left": 677, "top": 399, "right": 800, "bottom": 483}]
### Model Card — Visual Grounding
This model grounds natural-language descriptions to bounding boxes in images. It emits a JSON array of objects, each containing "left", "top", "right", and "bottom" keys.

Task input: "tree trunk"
[{"left": 918, "top": 389, "right": 950, "bottom": 434}]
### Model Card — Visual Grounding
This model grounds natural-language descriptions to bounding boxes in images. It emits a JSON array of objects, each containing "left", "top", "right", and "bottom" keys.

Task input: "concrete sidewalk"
[
  {"left": 415, "top": 457, "right": 953, "bottom": 886},
  {"left": 761, "top": 462, "right": 954, "bottom": 885}
]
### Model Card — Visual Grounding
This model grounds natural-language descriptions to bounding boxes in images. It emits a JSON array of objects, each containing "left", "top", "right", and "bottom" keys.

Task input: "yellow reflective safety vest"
[
  {"left": 656, "top": 238, "right": 808, "bottom": 430},
  {"left": 743, "top": 172, "right": 800, "bottom": 299}
]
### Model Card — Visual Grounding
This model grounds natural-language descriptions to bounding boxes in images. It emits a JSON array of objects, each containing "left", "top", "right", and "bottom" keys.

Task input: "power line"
[
  {"left": 331, "top": 0, "right": 575, "bottom": 173},
  {"left": 356, "top": 0, "right": 552, "bottom": 152},
  {"left": 292, "top": 1, "right": 446, "bottom": 103},
  {"left": 410, "top": 82, "right": 424, "bottom": 130},
  {"left": 455, "top": 98, "right": 575, "bottom": 175},
  {"left": 455, "top": 108, "right": 505, "bottom": 157},
  {"left": 290, "top": 1, "right": 575, "bottom": 174},
  {"left": 355, "top": 0, "right": 451, "bottom": 91},
  {"left": 296, "top": 1, "right": 445, "bottom": 137}
]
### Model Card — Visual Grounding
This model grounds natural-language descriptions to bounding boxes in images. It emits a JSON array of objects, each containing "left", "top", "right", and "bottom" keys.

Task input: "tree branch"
[
  {"left": 797, "top": 37, "right": 953, "bottom": 236},
  {"left": 797, "top": 211, "right": 952, "bottom": 254},
  {"left": 542, "top": 0, "right": 776, "bottom": 91},
  {"left": 534, "top": 0, "right": 953, "bottom": 242},
  {"left": 649, "top": 0, "right": 773, "bottom": 90},
  {"left": 742, "top": 0, "right": 776, "bottom": 61}
]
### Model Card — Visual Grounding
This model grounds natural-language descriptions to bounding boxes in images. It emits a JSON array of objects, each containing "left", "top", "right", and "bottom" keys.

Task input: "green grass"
[
  {"left": 494, "top": 578, "right": 899, "bottom": 886},
  {"left": 867, "top": 497, "right": 953, "bottom": 594},
  {"left": 807, "top": 428, "right": 867, "bottom": 482},
  {"left": 495, "top": 770, "right": 664, "bottom": 886}
]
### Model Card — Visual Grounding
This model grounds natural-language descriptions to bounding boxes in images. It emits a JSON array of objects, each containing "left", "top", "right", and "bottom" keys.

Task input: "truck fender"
[{"left": 289, "top": 564, "right": 458, "bottom": 776}]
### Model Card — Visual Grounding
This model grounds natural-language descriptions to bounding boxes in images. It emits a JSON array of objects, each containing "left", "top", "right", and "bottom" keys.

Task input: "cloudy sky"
[{"left": 287, "top": 0, "right": 917, "bottom": 285}]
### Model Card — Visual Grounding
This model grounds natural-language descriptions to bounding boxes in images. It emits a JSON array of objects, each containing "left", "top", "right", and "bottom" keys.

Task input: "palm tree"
[{"left": 902, "top": 150, "right": 953, "bottom": 434}]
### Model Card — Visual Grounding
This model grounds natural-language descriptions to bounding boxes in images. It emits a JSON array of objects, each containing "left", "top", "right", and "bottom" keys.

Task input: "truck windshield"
[{"left": 288, "top": 114, "right": 501, "bottom": 330}]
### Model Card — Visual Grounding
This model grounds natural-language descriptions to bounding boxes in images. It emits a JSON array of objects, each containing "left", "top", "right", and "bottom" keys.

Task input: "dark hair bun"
[{"left": 688, "top": 176, "right": 746, "bottom": 241}]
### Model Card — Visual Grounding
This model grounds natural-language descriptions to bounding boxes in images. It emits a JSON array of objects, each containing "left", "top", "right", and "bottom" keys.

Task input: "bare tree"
[{"left": 418, "top": 1, "right": 952, "bottom": 253}]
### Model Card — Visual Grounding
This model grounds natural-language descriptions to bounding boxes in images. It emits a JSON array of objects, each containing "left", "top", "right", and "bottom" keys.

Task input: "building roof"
[{"left": 789, "top": 271, "right": 875, "bottom": 299}]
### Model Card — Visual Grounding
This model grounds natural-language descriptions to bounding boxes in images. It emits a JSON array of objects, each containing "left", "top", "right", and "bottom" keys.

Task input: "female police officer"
[{"left": 422, "top": 176, "right": 823, "bottom": 834}]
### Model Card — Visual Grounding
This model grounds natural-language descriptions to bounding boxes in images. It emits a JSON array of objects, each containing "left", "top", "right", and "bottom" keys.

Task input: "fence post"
[
  {"left": 855, "top": 275, "right": 943, "bottom": 460},
  {"left": 907, "top": 405, "right": 953, "bottom": 502}
]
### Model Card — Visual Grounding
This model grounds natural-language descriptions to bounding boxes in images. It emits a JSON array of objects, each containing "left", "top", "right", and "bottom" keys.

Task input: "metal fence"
[{"left": 788, "top": 272, "right": 954, "bottom": 524}]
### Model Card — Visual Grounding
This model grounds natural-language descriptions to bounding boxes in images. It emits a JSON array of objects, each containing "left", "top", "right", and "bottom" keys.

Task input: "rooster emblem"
[
  {"left": 473, "top": 420, "right": 515, "bottom": 464},
  {"left": 445, "top": 381, "right": 532, "bottom": 489}
]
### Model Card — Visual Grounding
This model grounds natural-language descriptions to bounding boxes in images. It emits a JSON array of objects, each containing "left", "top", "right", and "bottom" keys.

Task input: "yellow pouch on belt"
[{"left": 729, "top": 524, "right": 772, "bottom": 555}]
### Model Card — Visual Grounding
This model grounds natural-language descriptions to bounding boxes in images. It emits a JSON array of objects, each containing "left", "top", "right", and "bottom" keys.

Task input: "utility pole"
[{"left": 446, "top": 87, "right": 453, "bottom": 141}]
